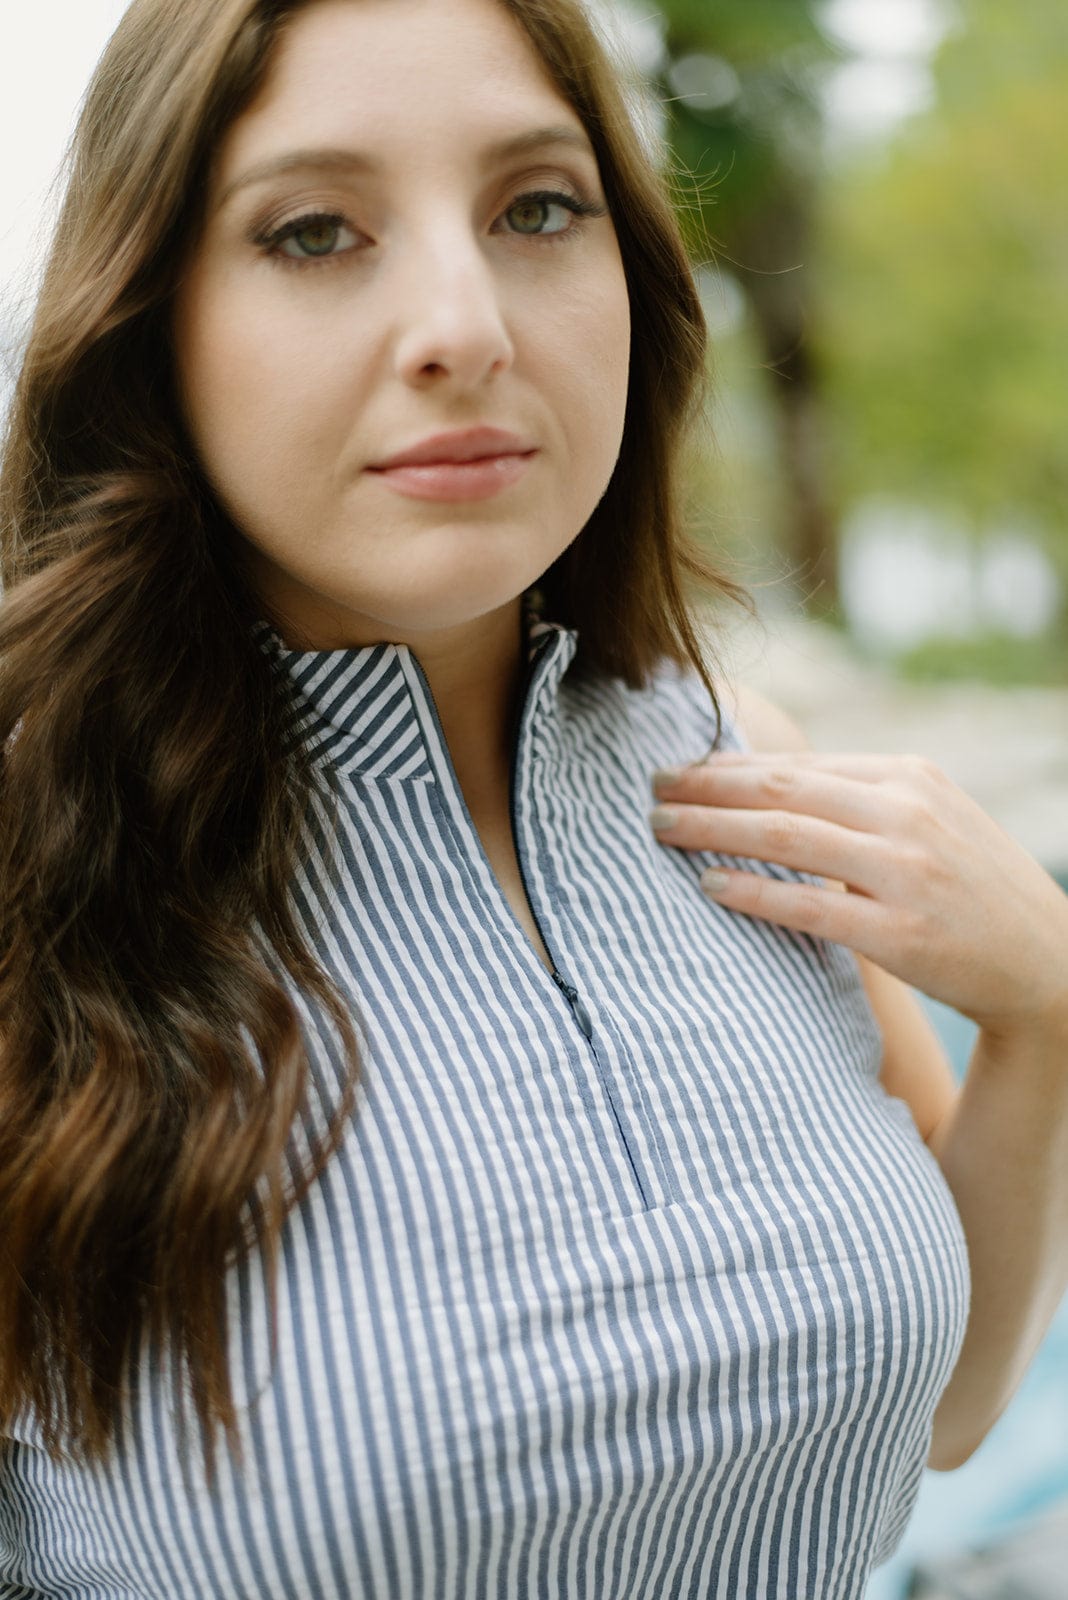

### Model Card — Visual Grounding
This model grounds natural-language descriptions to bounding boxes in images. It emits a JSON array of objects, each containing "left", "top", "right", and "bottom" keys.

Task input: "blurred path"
[{"left": 707, "top": 608, "right": 1068, "bottom": 874}]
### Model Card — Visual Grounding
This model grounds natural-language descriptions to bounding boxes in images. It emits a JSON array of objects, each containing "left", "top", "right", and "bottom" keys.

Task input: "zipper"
[
  {"left": 404, "top": 636, "right": 652, "bottom": 1207},
  {"left": 552, "top": 972, "right": 650, "bottom": 1205},
  {"left": 550, "top": 971, "right": 594, "bottom": 1041},
  {"left": 505, "top": 648, "right": 604, "bottom": 1049},
  {"left": 409, "top": 635, "right": 603, "bottom": 1057},
  {"left": 506, "top": 643, "right": 652, "bottom": 1205}
]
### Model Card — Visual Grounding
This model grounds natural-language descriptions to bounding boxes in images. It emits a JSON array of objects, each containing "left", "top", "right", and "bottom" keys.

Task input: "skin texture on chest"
[{"left": 469, "top": 804, "right": 555, "bottom": 973}]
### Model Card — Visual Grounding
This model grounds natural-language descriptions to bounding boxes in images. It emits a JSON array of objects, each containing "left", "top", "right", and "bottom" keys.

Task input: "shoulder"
[
  {"left": 638, "top": 667, "right": 810, "bottom": 758},
  {"left": 726, "top": 681, "right": 811, "bottom": 754}
]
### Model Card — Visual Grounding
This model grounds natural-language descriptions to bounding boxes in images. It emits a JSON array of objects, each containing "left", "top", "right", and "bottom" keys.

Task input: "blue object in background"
[{"left": 866, "top": 902, "right": 1068, "bottom": 1598}]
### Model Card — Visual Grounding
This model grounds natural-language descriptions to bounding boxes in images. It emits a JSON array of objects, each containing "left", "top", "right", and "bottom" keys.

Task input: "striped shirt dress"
[{"left": 0, "top": 609, "right": 970, "bottom": 1599}]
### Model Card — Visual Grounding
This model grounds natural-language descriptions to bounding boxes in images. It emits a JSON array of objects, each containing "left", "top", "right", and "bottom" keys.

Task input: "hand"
[{"left": 649, "top": 752, "right": 1068, "bottom": 1041}]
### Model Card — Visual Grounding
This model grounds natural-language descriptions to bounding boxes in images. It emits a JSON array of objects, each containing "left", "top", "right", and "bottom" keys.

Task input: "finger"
[
  {"left": 698, "top": 864, "right": 892, "bottom": 954},
  {"left": 695, "top": 750, "right": 938, "bottom": 786},
  {"left": 649, "top": 803, "right": 891, "bottom": 893},
  {"left": 651, "top": 759, "right": 889, "bottom": 836}
]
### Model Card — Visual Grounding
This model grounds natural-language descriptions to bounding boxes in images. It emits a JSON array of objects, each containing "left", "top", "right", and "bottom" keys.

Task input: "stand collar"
[{"left": 254, "top": 598, "right": 578, "bottom": 780}]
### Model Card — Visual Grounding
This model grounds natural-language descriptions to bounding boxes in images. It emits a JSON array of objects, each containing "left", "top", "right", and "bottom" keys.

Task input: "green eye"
[
  {"left": 256, "top": 210, "right": 360, "bottom": 266},
  {"left": 508, "top": 197, "right": 561, "bottom": 234},
  {"left": 504, "top": 190, "right": 599, "bottom": 238},
  {"left": 508, "top": 192, "right": 575, "bottom": 235},
  {"left": 288, "top": 219, "right": 342, "bottom": 256}
]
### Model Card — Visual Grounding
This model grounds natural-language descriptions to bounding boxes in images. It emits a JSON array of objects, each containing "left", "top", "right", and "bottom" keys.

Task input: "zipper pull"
[{"left": 551, "top": 970, "right": 594, "bottom": 1041}]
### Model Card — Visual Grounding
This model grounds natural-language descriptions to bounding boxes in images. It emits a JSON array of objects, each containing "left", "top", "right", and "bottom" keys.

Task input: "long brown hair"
[{"left": 0, "top": 0, "right": 750, "bottom": 1487}]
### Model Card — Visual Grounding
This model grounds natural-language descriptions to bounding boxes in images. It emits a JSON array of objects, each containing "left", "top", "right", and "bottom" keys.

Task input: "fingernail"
[
  {"left": 648, "top": 806, "right": 678, "bottom": 832},
  {"left": 700, "top": 868, "right": 731, "bottom": 896},
  {"left": 652, "top": 766, "right": 685, "bottom": 795}
]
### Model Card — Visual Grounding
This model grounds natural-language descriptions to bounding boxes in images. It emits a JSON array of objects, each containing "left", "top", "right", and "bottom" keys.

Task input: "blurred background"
[{"left": 2, "top": 2, "right": 1066, "bottom": 1594}]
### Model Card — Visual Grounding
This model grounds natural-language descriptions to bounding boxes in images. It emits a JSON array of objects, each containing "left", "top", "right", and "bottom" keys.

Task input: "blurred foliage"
[
  {"left": 642, "top": 0, "right": 1067, "bottom": 677},
  {"left": 657, "top": 0, "right": 831, "bottom": 236},
  {"left": 896, "top": 628, "right": 1068, "bottom": 688},
  {"left": 653, "top": 0, "right": 843, "bottom": 613},
  {"left": 817, "top": 0, "right": 1068, "bottom": 581}
]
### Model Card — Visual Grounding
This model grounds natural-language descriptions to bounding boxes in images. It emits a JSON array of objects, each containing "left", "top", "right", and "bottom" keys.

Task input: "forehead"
[{"left": 213, "top": 0, "right": 587, "bottom": 183}]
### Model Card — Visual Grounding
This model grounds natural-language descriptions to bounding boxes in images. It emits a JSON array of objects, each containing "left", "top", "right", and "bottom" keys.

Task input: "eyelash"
[{"left": 251, "top": 189, "right": 608, "bottom": 270}]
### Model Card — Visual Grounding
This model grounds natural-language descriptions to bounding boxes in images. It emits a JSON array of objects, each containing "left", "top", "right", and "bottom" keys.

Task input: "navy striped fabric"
[{"left": 1, "top": 611, "right": 970, "bottom": 1599}]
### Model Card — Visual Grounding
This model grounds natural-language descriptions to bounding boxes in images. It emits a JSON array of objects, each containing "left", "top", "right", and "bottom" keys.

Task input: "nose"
[{"left": 391, "top": 225, "right": 515, "bottom": 390}]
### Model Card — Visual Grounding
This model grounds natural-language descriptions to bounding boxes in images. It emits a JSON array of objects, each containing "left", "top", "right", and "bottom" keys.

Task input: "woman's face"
[{"left": 171, "top": 0, "right": 631, "bottom": 648}]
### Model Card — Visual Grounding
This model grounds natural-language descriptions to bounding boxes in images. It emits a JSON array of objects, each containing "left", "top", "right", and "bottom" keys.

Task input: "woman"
[{"left": 1, "top": 0, "right": 1066, "bottom": 1595}]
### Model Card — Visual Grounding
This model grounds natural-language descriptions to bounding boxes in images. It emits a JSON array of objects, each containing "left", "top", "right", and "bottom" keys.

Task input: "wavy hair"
[{"left": 0, "top": 0, "right": 750, "bottom": 1487}]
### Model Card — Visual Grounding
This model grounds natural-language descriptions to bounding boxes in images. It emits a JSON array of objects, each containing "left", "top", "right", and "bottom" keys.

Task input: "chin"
[{"left": 365, "top": 555, "right": 559, "bottom": 634}]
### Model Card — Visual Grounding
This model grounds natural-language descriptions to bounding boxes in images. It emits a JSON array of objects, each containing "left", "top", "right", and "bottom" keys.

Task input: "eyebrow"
[{"left": 216, "top": 125, "right": 596, "bottom": 211}]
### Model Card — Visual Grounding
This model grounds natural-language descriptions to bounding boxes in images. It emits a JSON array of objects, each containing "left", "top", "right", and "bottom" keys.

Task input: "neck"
[{"left": 408, "top": 602, "right": 525, "bottom": 816}]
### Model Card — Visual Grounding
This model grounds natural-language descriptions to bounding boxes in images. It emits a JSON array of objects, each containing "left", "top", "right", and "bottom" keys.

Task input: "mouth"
[
  {"left": 368, "top": 426, "right": 537, "bottom": 470},
  {"left": 366, "top": 450, "right": 537, "bottom": 504}
]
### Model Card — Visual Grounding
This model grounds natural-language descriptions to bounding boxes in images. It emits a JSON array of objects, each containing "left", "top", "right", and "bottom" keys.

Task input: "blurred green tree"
[
  {"left": 654, "top": 0, "right": 843, "bottom": 613},
  {"left": 818, "top": 0, "right": 1068, "bottom": 602}
]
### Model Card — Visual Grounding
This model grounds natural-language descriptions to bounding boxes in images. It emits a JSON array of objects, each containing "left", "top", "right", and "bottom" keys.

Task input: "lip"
[
  {"left": 367, "top": 452, "right": 536, "bottom": 504},
  {"left": 368, "top": 427, "right": 537, "bottom": 470}
]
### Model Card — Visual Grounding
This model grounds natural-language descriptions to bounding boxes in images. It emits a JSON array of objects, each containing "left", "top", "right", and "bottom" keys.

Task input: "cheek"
[
  {"left": 574, "top": 250, "right": 630, "bottom": 392},
  {"left": 551, "top": 264, "right": 631, "bottom": 467},
  {"left": 172, "top": 282, "right": 345, "bottom": 504}
]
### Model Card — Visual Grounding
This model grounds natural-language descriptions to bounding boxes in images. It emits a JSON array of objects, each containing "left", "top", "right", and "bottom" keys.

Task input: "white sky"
[
  {"left": 818, "top": 0, "right": 954, "bottom": 151},
  {"left": 0, "top": 2, "right": 131, "bottom": 349}
]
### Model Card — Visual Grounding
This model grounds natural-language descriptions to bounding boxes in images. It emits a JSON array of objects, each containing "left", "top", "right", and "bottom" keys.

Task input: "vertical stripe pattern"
[{"left": 0, "top": 612, "right": 970, "bottom": 1599}]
